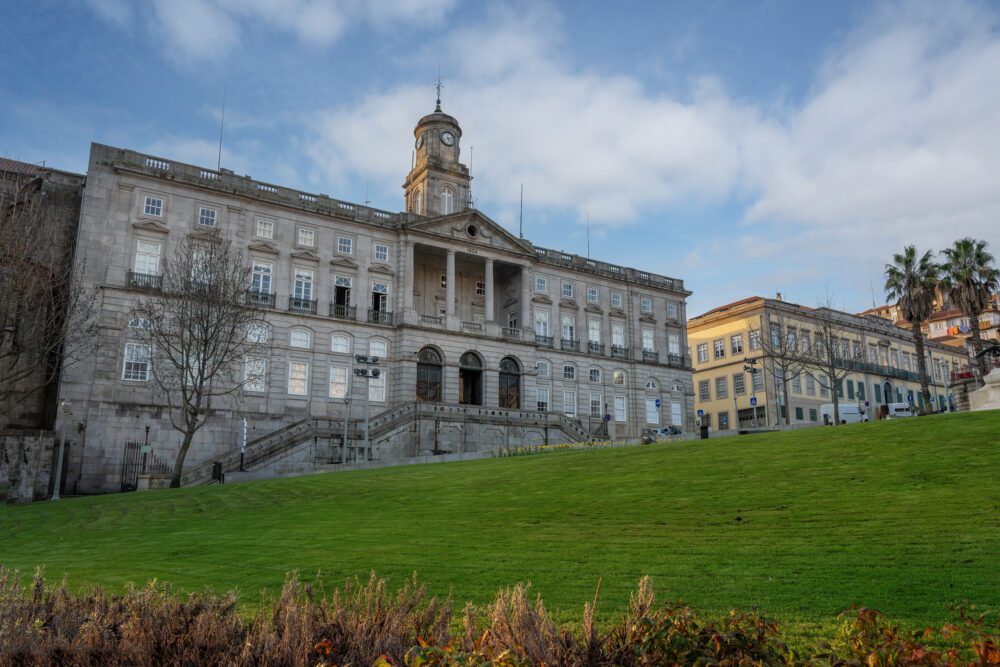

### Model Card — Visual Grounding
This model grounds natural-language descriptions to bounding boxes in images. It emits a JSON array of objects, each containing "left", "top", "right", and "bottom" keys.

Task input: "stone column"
[
  {"left": 446, "top": 249, "right": 456, "bottom": 319},
  {"left": 403, "top": 241, "right": 415, "bottom": 312},
  {"left": 484, "top": 258, "right": 495, "bottom": 322},
  {"left": 520, "top": 265, "right": 531, "bottom": 335}
]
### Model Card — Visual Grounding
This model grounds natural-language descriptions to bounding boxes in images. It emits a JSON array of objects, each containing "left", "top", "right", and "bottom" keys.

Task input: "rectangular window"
[
  {"left": 715, "top": 376, "right": 727, "bottom": 399},
  {"left": 697, "top": 343, "right": 708, "bottom": 363},
  {"left": 645, "top": 398, "right": 659, "bottom": 424},
  {"left": 611, "top": 292, "right": 623, "bottom": 308},
  {"left": 749, "top": 330, "right": 761, "bottom": 350},
  {"left": 288, "top": 361, "right": 309, "bottom": 396},
  {"left": 298, "top": 228, "right": 315, "bottom": 247},
  {"left": 730, "top": 334, "right": 743, "bottom": 355},
  {"left": 198, "top": 206, "right": 217, "bottom": 227},
  {"left": 563, "top": 390, "right": 577, "bottom": 416},
  {"left": 713, "top": 339, "right": 725, "bottom": 359},
  {"left": 244, "top": 357, "right": 266, "bottom": 392},
  {"left": 331, "top": 334, "right": 350, "bottom": 354},
  {"left": 671, "top": 401, "right": 682, "bottom": 426},
  {"left": 820, "top": 375, "right": 830, "bottom": 397},
  {"left": 809, "top": 408, "right": 818, "bottom": 422},
  {"left": 698, "top": 379, "right": 710, "bottom": 401},
  {"left": 337, "top": 236, "right": 353, "bottom": 254},
  {"left": 293, "top": 269, "right": 314, "bottom": 301},
  {"left": 371, "top": 282, "right": 390, "bottom": 314},
  {"left": 640, "top": 296, "right": 652, "bottom": 313},
  {"left": 508, "top": 311, "right": 518, "bottom": 329},
  {"left": 795, "top": 406, "right": 804, "bottom": 421},
  {"left": 536, "top": 361, "right": 549, "bottom": 378},
  {"left": 476, "top": 281, "right": 486, "bottom": 296},
  {"left": 590, "top": 392, "right": 603, "bottom": 418},
  {"left": 535, "top": 276, "right": 547, "bottom": 293},
  {"left": 143, "top": 196, "right": 163, "bottom": 216},
  {"left": 374, "top": 243, "right": 389, "bottom": 262},
  {"left": 702, "top": 413, "right": 711, "bottom": 429},
  {"left": 561, "top": 281, "right": 574, "bottom": 299},
  {"left": 750, "top": 368, "right": 762, "bottom": 391},
  {"left": 561, "top": 315, "right": 575, "bottom": 341},
  {"left": 801, "top": 331, "right": 811, "bottom": 353},
  {"left": 587, "top": 287, "right": 599, "bottom": 303},
  {"left": 251, "top": 262, "right": 272, "bottom": 294},
  {"left": 256, "top": 218, "right": 274, "bottom": 239},
  {"left": 535, "top": 311, "right": 549, "bottom": 336},
  {"left": 668, "top": 333, "right": 680, "bottom": 356},
  {"left": 614, "top": 395, "right": 627, "bottom": 422},
  {"left": 791, "top": 373, "right": 801, "bottom": 394},
  {"left": 858, "top": 382, "right": 866, "bottom": 400},
  {"left": 733, "top": 373, "right": 746, "bottom": 395},
  {"left": 440, "top": 274, "right": 448, "bottom": 289},
  {"left": 611, "top": 322, "right": 625, "bottom": 347},
  {"left": 588, "top": 319, "right": 601, "bottom": 344},
  {"left": 536, "top": 386, "right": 550, "bottom": 412},
  {"left": 134, "top": 240, "right": 161, "bottom": 275},
  {"left": 329, "top": 366, "right": 348, "bottom": 398},
  {"left": 837, "top": 382, "right": 844, "bottom": 398},
  {"left": 667, "top": 302, "right": 678, "bottom": 319},
  {"left": 122, "top": 343, "right": 151, "bottom": 381},
  {"left": 806, "top": 374, "right": 816, "bottom": 396},
  {"left": 642, "top": 328, "right": 655, "bottom": 352},
  {"left": 369, "top": 372, "right": 386, "bottom": 402},
  {"left": 847, "top": 380, "right": 855, "bottom": 400},
  {"left": 719, "top": 411, "right": 729, "bottom": 430},
  {"left": 563, "top": 365, "right": 575, "bottom": 380}
]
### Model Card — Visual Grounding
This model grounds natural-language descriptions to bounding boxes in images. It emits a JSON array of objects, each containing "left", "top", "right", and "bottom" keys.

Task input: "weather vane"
[{"left": 435, "top": 67, "right": 443, "bottom": 112}]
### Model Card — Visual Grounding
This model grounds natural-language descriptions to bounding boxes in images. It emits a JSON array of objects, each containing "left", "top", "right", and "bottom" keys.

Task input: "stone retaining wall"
[{"left": 0, "top": 430, "right": 55, "bottom": 503}]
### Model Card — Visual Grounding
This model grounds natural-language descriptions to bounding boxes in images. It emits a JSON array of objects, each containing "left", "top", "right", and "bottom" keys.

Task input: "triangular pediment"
[
  {"left": 639, "top": 313, "right": 657, "bottom": 324},
  {"left": 560, "top": 298, "right": 579, "bottom": 310},
  {"left": 368, "top": 262, "right": 395, "bottom": 276},
  {"left": 248, "top": 240, "right": 279, "bottom": 255},
  {"left": 330, "top": 256, "right": 359, "bottom": 268},
  {"left": 532, "top": 294, "right": 553, "bottom": 305},
  {"left": 133, "top": 220, "right": 169, "bottom": 234},
  {"left": 610, "top": 308, "right": 627, "bottom": 318},
  {"left": 585, "top": 304, "right": 604, "bottom": 314},
  {"left": 189, "top": 228, "right": 222, "bottom": 243},
  {"left": 406, "top": 209, "right": 534, "bottom": 255},
  {"left": 290, "top": 249, "right": 320, "bottom": 262}
]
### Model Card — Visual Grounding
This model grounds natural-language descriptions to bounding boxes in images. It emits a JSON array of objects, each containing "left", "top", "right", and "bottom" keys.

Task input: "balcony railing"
[
  {"left": 560, "top": 338, "right": 579, "bottom": 352},
  {"left": 535, "top": 335, "right": 554, "bottom": 348},
  {"left": 667, "top": 353, "right": 686, "bottom": 368},
  {"left": 420, "top": 314, "right": 444, "bottom": 326},
  {"left": 368, "top": 309, "right": 393, "bottom": 325},
  {"left": 246, "top": 290, "right": 276, "bottom": 308},
  {"left": 127, "top": 271, "right": 162, "bottom": 291},
  {"left": 643, "top": 350, "right": 659, "bottom": 364},
  {"left": 501, "top": 327, "right": 521, "bottom": 340},
  {"left": 611, "top": 345, "right": 629, "bottom": 359},
  {"left": 288, "top": 296, "right": 317, "bottom": 314},
  {"left": 329, "top": 303, "right": 356, "bottom": 320},
  {"left": 462, "top": 321, "right": 483, "bottom": 333},
  {"left": 587, "top": 341, "right": 605, "bottom": 355}
]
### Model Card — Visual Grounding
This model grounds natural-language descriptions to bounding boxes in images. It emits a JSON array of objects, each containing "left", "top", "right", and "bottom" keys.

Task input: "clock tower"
[{"left": 403, "top": 94, "right": 471, "bottom": 217}]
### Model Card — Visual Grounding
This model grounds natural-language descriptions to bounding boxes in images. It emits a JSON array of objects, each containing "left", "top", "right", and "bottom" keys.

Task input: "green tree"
[
  {"left": 940, "top": 238, "right": 999, "bottom": 378},
  {"left": 884, "top": 246, "right": 940, "bottom": 413}
]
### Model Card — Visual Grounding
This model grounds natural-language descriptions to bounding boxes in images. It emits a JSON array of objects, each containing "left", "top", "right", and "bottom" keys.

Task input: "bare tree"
[
  {"left": 748, "top": 310, "right": 809, "bottom": 426},
  {"left": 0, "top": 172, "right": 98, "bottom": 427},
  {"left": 801, "top": 303, "right": 864, "bottom": 426},
  {"left": 133, "top": 234, "right": 267, "bottom": 487}
]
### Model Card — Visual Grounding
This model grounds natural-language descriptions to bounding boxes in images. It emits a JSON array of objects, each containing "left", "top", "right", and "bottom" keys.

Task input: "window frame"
[
  {"left": 143, "top": 195, "right": 163, "bottom": 217},
  {"left": 337, "top": 235, "right": 354, "bottom": 255},
  {"left": 287, "top": 360, "right": 310, "bottom": 396},
  {"left": 198, "top": 206, "right": 218, "bottom": 227},
  {"left": 122, "top": 342, "right": 151, "bottom": 381},
  {"left": 255, "top": 218, "right": 275, "bottom": 240}
]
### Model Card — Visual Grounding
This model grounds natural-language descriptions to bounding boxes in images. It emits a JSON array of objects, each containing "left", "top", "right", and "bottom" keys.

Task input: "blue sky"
[{"left": 3, "top": 0, "right": 999, "bottom": 316}]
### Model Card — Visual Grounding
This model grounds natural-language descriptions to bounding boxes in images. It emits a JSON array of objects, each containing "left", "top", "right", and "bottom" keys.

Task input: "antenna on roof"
[
  {"left": 435, "top": 66, "right": 443, "bottom": 112},
  {"left": 364, "top": 178, "right": 370, "bottom": 206},
  {"left": 216, "top": 86, "right": 226, "bottom": 171},
  {"left": 519, "top": 183, "right": 524, "bottom": 238},
  {"left": 467, "top": 146, "right": 474, "bottom": 208},
  {"left": 586, "top": 199, "right": 591, "bottom": 259}
]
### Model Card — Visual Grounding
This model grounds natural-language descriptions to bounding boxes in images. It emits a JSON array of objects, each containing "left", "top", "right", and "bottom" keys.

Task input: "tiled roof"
[
  {"left": 690, "top": 296, "right": 763, "bottom": 321},
  {"left": 0, "top": 158, "right": 41, "bottom": 176}
]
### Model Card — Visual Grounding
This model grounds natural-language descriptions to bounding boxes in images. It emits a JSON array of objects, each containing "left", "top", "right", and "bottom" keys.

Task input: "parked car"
[{"left": 653, "top": 426, "right": 683, "bottom": 439}]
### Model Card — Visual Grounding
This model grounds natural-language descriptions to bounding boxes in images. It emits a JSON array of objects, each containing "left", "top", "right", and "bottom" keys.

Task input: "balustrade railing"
[
  {"left": 288, "top": 296, "right": 317, "bottom": 314},
  {"left": 127, "top": 271, "right": 162, "bottom": 291},
  {"left": 329, "top": 303, "right": 356, "bottom": 320},
  {"left": 462, "top": 321, "right": 483, "bottom": 333},
  {"left": 501, "top": 327, "right": 521, "bottom": 340},
  {"left": 420, "top": 314, "right": 444, "bottom": 326},
  {"left": 368, "top": 309, "right": 393, "bottom": 325},
  {"left": 246, "top": 290, "right": 276, "bottom": 308}
]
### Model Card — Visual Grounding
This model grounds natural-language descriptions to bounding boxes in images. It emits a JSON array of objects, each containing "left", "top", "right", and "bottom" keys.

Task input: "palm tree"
[
  {"left": 940, "top": 238, "right": 1000, "bottom": 378},
  {"left": 885, "top": 246, "right": 940, "bottom": 412}
]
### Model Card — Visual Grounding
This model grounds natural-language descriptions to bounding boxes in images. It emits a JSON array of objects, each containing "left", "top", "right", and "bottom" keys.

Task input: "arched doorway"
[
  {"left": 416, "top": 347, "right": 443, "bottom": 402},
  {"left": 498, "top": 357, "right": 520, "bottom": 409},
  {"left": 459, "top": 352, "right": 483, "bottom": 405}
]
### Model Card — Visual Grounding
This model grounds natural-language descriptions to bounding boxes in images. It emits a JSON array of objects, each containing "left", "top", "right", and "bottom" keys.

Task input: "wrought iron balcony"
[
  {"left": 667, "top": 353, "right": 685, "bottom": 368},
  {"left": 368, "top": 309, "right": 393, "bottom": 325},
  {"left": 288, "top": 296, "right": 317, "bottom": 314},
  {"left": 611, "top": 345, "right": 629, "bottom": 359},
  {"left": 246, "top": 290, "right": 276, "bottom": 308},
  {"left": 643, "top": 350, "right": 659, "bottom": 363},
  {"left": 329, "top": 303, "right": 356, "bottom": 320},
  {"left": 127, "top": 271, "right": 162, "bottom": 291},
  {"left": 535, "top": 334, "right": 554, "bottom": 348},
  {"left": 588, "top": 341, "right": 605, "bottom": 355},
  {"left": 560, "top": 338, "right": 579, "bottom": 352}
]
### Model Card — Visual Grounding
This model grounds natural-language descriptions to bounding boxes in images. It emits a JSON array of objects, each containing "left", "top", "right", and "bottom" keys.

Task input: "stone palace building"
[{"left": 55, "top": 102, "right": 694, "bottom": 493}]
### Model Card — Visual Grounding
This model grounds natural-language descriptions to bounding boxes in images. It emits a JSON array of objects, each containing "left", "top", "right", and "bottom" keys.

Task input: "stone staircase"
[{"left": 180, "top": 402, "right": 594, "bottom": 486}]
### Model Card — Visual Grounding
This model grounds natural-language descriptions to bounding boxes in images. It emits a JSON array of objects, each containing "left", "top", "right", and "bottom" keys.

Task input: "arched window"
[
  {"left": 459, "top": 351, "right": 483, "bottom": 405},
  {"left": 645, "top": 378, "right": 657, "bottom": 391},
  {"left": 413, "top": 187, "right": 422, "bottom": 214},
  {"left": 331, "top": 334, "right": 351, "bottom": 354},
  {"left": 536, "top": 360, "right": 550, "bottom": 378},
  {"left": 370, "top": 339, "right": 388, "bottom": 359},
  {"left": 613, "top": 370, "right": 626, "bottom": 386},
  {"left": 499, "top": 357, "right": 520, "bottom": 409},
  {"left": 127, "top": 316, "right": 151, "bottom": 330},
  {"left": 460, "top": 352, "right": 481, "bottom": 369},
  {"left": 589, "top": 368, "right": 602, "bottom": 383},
  {"left": 441, "top": 187, "right": 455, "bottom": 215},
  {"left": 289, "top": 328, "right": 311, "bottom": 349},
  {"left": 417, "top": 347, "right": 443, "bottom": 402}
]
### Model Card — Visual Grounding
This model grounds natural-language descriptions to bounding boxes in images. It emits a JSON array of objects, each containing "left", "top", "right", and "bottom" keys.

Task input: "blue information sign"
[
  {"left": 749, "top": 396, "right": 757, "bottom": 407},
  {"left": 697, "top": 409, "right": 704, "bottom": 417},
  {"left": 655, "top": 398, "right": 661, "bottom": 408}
]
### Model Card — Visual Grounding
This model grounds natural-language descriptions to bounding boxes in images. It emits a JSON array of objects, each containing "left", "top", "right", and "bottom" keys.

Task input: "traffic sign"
[
  {"left": 907, "top": 393, "right": 914, "bottom": 403},
  {"left": 654, "top": 398, "right": 661, "bottom": 408},
  {"left": 697, "top": 409, "right": 704, "bottom": 417},
  {"left": 749, "top": 396, "right": 757, "bottom": 407}
]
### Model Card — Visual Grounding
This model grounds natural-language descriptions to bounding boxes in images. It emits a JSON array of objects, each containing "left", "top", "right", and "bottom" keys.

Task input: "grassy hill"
[{"left": 2, "top": 411, "right": 998, "bottom": 640}]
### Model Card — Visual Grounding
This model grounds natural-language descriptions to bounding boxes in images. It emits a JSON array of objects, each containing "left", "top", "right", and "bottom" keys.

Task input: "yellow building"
[{"left": 688, "top": 296, "right": 968, "bottom": 430}]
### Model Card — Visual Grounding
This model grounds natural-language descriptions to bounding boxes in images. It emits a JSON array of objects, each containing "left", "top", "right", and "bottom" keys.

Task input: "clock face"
[
  {"left": 441, "top": 131, "right": 455, "bottom": 146},
  {"left": 415, "top": 134, "right": 424, "bottom": 149}
]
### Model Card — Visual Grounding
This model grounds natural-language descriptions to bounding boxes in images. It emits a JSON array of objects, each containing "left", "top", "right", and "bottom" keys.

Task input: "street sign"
[
  {"left": 697, "top": 409, "right": 704, "bottom": 417},
  {"left": 655, "top": 398, "right": 661, "bottom": 408},
  {"left": 749, "top": 396, "right": 757, "bottom": 407},
  {"left": 907, "top": 393, "right": 914, "bottom": 403}
]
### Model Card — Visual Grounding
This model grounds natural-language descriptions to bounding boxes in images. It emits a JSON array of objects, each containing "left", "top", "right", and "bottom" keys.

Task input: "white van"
[
  {"left": 820, "top": 403, "right": 869, "bottom": 425},
  {"left": 885, "top": 403, "right": 914, "bottom": 419}
]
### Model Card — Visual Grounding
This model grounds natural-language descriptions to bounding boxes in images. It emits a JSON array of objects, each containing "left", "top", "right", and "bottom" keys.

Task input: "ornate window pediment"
[
  {"left": 132, "top": 219, "right": 168, "bottom": 234},
  {"left": 290, "top": 249, "right": 320, "bottom": 263},
  {"left": 248, "top": 239, "right": 279, "bottom": 255}
]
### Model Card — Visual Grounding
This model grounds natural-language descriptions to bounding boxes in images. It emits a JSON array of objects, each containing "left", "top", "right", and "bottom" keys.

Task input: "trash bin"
[{"left": 700, "top": 425, "right": 709, "bottom": 440}]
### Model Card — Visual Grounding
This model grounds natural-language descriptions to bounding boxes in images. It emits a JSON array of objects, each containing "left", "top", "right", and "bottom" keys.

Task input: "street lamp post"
[
  {"left": 743, "top": 358, "right": 759, "bottom": 427},
  {"left": 52, "top": 400, "right": 72, "bottom": 501},
  {"left": 342, "top": 394, "right": 350, "bottom": 463},
  {"left": 353, "top": 355, "right": 381, "bottom": 463}
]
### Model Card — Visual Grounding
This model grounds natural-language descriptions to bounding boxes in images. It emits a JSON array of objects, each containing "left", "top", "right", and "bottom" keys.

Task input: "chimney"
[{"left": 776, "top": 292, "right": 783, "bottom": 302}]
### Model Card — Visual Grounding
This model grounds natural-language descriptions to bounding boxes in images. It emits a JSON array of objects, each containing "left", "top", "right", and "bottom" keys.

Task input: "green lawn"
[{"left": 2, "top": 411, "right": 998, "bottom": 640}]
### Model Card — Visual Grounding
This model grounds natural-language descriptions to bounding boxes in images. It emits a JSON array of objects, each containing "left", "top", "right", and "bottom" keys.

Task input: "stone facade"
[
  {"left": 56, "top": 106, "right": 694, "bottom": 493},
  {"left": 0, "top": 430, "right": 54, "bottom": 503}
]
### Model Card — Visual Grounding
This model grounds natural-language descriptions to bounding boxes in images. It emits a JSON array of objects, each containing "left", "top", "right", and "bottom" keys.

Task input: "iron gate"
[{"left": 120, "top": 441, "right": 141, "bottom": 491}]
